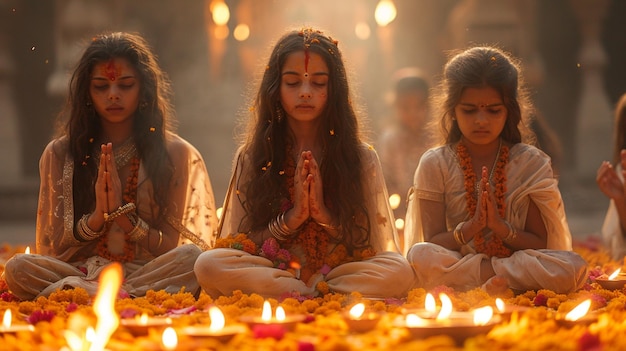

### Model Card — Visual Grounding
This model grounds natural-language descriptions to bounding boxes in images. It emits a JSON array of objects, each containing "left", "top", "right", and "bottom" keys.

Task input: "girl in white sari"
[
  {"left": 3, "top": 33, "right": 217, "bottom": 300},
  {"left": 405, "top": 46, "right": 587, "bottom": 294},
  {"left": 194, "top": 28, "right": 414, "bottom": 299}
]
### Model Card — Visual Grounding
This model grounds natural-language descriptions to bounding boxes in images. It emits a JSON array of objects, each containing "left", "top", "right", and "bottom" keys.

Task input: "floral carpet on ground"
[{"left": 0, "top": 237, "right": 624, "bottom": 351}]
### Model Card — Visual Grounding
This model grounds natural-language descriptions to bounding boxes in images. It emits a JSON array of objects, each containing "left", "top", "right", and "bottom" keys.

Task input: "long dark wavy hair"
[
  {"left": 432, "top": 46, "right": 536, "bottom": 146},
  {"left": 238, "top": 28, "right": 370, "bottom": 250},
  {"left": 59, "top": 32, "right": 175, "bottom": 226}
]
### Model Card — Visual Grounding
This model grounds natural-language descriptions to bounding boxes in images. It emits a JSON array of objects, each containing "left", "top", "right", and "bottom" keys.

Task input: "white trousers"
[
  {"left": 407, "top": 242, "right": 587, "bottom": 294},
  {"left": 194, "top": 248, "right": 416, "bottom": 299},
  {"left": 3, "top": 244, "right": 202, "bottom": 300}
]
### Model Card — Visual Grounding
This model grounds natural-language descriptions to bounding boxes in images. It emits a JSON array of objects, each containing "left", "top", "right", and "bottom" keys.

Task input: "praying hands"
[{"left": 284, "top": 150, "right": 337, "bottom": 231}]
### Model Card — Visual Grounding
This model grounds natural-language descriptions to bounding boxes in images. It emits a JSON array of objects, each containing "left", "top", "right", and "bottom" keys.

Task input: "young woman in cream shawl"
[{"left": 3, "top": 33, "right": 217, "bottom": 300}]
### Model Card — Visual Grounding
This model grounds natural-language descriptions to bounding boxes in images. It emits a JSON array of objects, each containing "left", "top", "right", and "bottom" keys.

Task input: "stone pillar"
[
  {"left": 47, "top": 0, "right": 123, "bottom": 97},
  {"left": 441, "top": 0, "right": 542, "bottom": 83},
  {"left": 0, "top": 4, "right": 21, "bottom": 186},
  {"left": 570, "top": 0, "right": 612, "bottom": 182}
]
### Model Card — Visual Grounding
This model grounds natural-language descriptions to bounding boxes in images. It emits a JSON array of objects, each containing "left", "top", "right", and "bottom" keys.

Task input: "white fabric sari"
[
  {"left": 405, "top": 143, "right": 587, "bottom": 293},
  {"left": 3, "top": 133, "right": 218, "bottom": 300}
]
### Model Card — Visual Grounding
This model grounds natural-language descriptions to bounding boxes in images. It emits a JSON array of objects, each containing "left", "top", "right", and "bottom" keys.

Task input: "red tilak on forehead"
[
  {"left": 102, "top": 59, "right": 121, "bottom": 81},
  {"left": 304, "top": 48, "right": 310, "bottom": 74}
]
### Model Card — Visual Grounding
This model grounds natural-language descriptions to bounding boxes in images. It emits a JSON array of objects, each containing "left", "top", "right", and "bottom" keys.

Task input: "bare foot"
[{"left": 482, "top": 275, "right": 509, "bottom": 295}]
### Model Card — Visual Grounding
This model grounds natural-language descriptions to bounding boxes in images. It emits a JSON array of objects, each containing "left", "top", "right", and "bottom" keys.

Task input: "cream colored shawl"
[
  {"left": 404, "top": 143, "right": 572, "bottom": 255},
  {"left": 36, "top": 133, "right": 218, "bottom": 262}
]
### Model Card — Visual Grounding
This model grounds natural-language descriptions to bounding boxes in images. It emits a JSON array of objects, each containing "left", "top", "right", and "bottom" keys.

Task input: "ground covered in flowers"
[{"left": 0, "top": 238, "right": 624, "bottom": 351}]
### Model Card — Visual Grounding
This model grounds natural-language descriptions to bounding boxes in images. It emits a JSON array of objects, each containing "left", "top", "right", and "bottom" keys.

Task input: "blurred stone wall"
[{"left": 2, "top": 0, "right": 626, "bottom": 223}]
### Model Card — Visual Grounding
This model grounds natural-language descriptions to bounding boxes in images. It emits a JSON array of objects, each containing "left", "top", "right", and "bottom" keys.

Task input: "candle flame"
[
  {"left": 349, "top": 303, "right": 365, "bottom": 319},
  {"left": 90, "top": 263, "right": 123, "bottom": 351},
  {"left": 565, "top": 299, "right": 591, "bottom": 321},
  {"left": 139, "top": 313, "right": 148, "bottom": 325},
  {"left": 436, "top": 293, "right": 453, "bottom": 320},
  {"left": 64, "top": 330, "right": 84, "bottom": 351},
  {"left": 495, "top": 298, "right": 505, "bottom": 313},
  {"left": 161, "top": 327, "right": 177, "bottom": 350},
  {"left": 609, "top": 268, "right": 621, "bottom": 280},
  {"left": 425, "top": 293, "right": 436, "bottom": 312},
  {"left": 261, "top": 301, "right": 272, "bottom": 321},
  {"left": 473, "top": 306, "right": 494, "bottom": 325},
  {"left": 209, "top": 306, "right": 225, "bottom": 331},
  {"left": 275, "top": 306, "right": 286, "bottom": 321},
  {"left": 405, "top": 313, "right": 426, "bottom": 327},
  {"left": 24, "top": 246, "right": 30, "bottom": 254},
  {"left": 3, "top": 309, "right": 11, "bottom": 328}
]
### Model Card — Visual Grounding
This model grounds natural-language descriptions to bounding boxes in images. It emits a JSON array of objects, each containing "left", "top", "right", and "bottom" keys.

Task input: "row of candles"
[
  {"left": 2, "top": 253, "right": 624, "bottom": 350},
  {"left": 0, "top": 293, "right": 604, "bottom": 350}
]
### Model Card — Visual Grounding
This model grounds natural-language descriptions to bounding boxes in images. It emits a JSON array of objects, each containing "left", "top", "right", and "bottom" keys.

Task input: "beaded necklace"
[
  {"left": 96, "top": 155, "right": 140, "bottom": 262},
  {"left": 457, "top": 140, "right": 511, "bottom": 257}
]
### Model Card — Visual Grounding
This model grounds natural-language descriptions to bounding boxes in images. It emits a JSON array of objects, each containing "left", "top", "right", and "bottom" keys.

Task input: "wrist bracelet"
[
  {"left": 76, "top": 214, "right": 106, "bottom": 241},
  {"left": 315, "top": 219, "right": 338, "bottom": 231},
  {"left": 104, "top": 202, "right": 136, "bottom": 222},
  {"left": 128, "top": 217, "right": 149, "bottom": 242},
  {"left": 156, "top": 230, "right": 163, "bottom": 250},
  {"left": 268, "top": 212, "right": 299, "bottom": 241},
  {"left": 453, "top": 221, "right": 467, "bottom": 246},
  {"left": 503, "top": 221, "right": 518, "bottom": 243}
]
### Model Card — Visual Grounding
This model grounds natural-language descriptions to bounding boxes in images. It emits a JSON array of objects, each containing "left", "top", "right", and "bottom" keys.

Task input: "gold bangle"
[
  {"left": 453, "top": 221, "right": 467, "bottom": 246},
  {"left": 128, "top": 217, "right": 149, "bottom": 242},
  {"left": 315, "top": 220, "right": 338, "bottom": 231},
  {"left": 156, "top": 230, "right": 163, "bottom": 250},
  {"left": 503, "top": 221, "right": 518, "bottom": 243},
  {"left": 104, "top": 202, "right": 136, "bottom": 222},
  {"left": 76, "top": 214, "right": 106, "bottom": 241}
]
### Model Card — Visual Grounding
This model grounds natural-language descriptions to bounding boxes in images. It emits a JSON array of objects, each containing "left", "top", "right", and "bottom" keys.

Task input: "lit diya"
[
  {"left": 555, "top": 299, "right": 597, "bottom": 327},
  {"left": 239, "top": 300, "right": 306, "bottom": 338},
  {"left": 120, "top": 313, "right": 172, "bottom": 336},
  {"left": 179, "top": 306, "right": 247, "bottom": 343},
  {"left": 395, "top": 293, "right": 500, "bottom": 344},
  {"left": 595, "top": 268, "right": 626, "bottom": 290},
  {"left": 342, "top": 303, "right": 382, "bottom": 333},
  {"left": 403, "top": 293, "right": 438, "bottom": 319},
  {"left": 0, "top": 309, "right": 34, "bottom": 334},
  {"left": 161, "top": 327, "right": 178, "bottom": 351},
  {"left": 495, "top": 298, "right": 530, "bottom": 321}
]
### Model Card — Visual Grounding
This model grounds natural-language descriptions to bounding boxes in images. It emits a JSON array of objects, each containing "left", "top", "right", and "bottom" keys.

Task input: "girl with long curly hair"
[
  {"left": 4, "top": 32, "right": 217, "bottom": 300},
  {"left": 194, "top": 28, "right": 413, "bottom": 299}
]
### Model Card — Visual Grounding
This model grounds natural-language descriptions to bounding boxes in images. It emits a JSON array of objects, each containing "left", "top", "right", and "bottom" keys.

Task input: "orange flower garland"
[
  {"left": 279, "top": 145, "right": 374, "bottom": 283},
  {"left": 457, "top": 141, "right": 511, "bottom": 258},
  {"left": 97, "top": 156, "right": 140, "bottom": 263}
]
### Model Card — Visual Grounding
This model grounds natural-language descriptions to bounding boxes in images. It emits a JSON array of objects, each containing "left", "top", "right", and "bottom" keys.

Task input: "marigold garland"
[
  {"left": 279, "top": 146, "right": 375, "bottom": 283},
  {"left": 96, "top": 156, "right": 140, "bottom": 263},
  {"left": 457, "top": 141, "right": 511, "bottom": 258},
  {"left": 215, "top": 233, "right": 258, "bottom": 255}
]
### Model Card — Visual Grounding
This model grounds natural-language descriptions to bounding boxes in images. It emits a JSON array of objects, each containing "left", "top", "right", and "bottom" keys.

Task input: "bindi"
[{"left": 101, "top": 60, "right": 121, "bottom": 81}]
